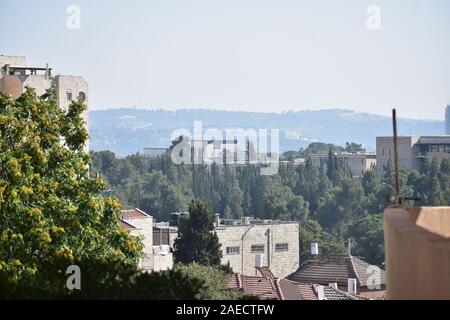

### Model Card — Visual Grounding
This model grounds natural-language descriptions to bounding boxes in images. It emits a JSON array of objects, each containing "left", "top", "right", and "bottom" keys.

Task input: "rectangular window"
[
  {"left": 226, "top": 246, "right": 240, "bottom": 255},
  {"left": 66, "top": 90, "right": 73, "bottom": 101},
  {"left": 251, "top": 244, "right": 264, "bottom": 253},
  {"left": 275, "top": 243, "right": 289, "bottom": 252}
]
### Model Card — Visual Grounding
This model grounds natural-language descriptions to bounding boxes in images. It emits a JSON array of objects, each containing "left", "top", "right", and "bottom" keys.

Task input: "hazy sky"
[{"left": 1, "top": 0, "right": 450, "bottom": 119}]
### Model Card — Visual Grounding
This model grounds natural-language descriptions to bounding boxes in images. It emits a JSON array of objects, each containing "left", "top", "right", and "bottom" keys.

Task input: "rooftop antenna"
[
  {"left": 392, "top": 109, "right": 401, "bottom": 205},
  {"left": 388, "top": 109, "right": 420, "bottom": 205}
]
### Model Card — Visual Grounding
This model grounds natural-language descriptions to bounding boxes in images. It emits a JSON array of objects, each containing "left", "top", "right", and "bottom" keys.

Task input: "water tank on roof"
[
  {"left": 348, "top": 278, "right": 357, "bottom": 295},
  {"left": 329, "top": 283, "right": 338, "bottom": 290},
  {"left": 317, "top": 285, "right": 325, "bottom": 300},
  {"left": 311, "top": 242, "right": 319, "bottom": 255}
]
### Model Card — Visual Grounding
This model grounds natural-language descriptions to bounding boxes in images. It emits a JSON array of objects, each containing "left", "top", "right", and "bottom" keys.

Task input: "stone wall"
[
  {"left": 125, "top": 216, "right": 154, "bottom": 270},
  {"left": 215, "top": 222, "right": 299, "bottom": 278},
  {"left": 0, "top": 55, "right": 26, "bottom": 67},
  {"left": 376, "top": 136, "right": 420, "bottom": 176},
  {"left": 153, "top": 254, "right": 174, "bottom": 272}
]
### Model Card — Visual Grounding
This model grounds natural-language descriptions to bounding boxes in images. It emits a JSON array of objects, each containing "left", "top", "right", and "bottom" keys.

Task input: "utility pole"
[{"left": 392, "top": 109, "right": 401, "bottom": 205}]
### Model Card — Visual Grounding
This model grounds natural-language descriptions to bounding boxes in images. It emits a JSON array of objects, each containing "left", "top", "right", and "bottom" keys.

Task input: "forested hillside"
[
  {"left": 91, "top": 149, "right": 450, "bottom": 266},
  {"left": 89, "top": 108, "right": 444, "bottom": 156}
]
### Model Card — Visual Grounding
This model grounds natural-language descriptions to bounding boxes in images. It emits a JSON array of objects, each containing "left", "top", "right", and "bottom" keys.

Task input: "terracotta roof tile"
[
  {"left": 242, "top": 276, "right": 280, "bottom": 300},
  {"left": 320, "top": 286, "right": 367, "bottom": 300},
  {"left": 121, "top": 208, "right": 151, "bottom": 219},
  {"left": 227, "top": 273, "right": 240, "bottom": 289},
  {"left": 227, "top": 274, "right": 280, "bottom": 300},
  {"left": 228, "top": 266, "right": 368, "bottom": 300},
  {"left": 118, "top": 219, "right": 138, "bottom": 230},
  {"left": 256, "top": 266, "right": 275, "bottom": 278},
  {"left": 297, "top": 283, "right": 318, "bottom": 300},
  {"left": 288, "top": 254, "right": 386, "bottom": 288}
]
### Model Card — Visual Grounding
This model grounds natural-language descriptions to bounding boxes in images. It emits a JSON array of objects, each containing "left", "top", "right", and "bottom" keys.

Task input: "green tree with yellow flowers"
[{"left": 0, "top": 87, "right": 205, "bottom": 299}]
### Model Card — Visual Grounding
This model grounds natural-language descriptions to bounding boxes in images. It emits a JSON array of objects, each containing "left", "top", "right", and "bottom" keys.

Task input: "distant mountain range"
[{"left": 88, "top": 108, "right": 444, "bottom": 157}]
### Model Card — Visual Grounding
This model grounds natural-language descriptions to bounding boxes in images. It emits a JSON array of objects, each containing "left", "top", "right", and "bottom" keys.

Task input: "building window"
[
  {"left": 275, "top": 243, "right": 289, "bottom": 252},
  {"left": 251, "top": 244, "right": 264, "bottom": 253},
  {"left": 226, "top": 246, "right": 240, "bottom": 255},
  {"left": 66, "top": 90, "right": 73, "bottom": 102},
  {"left": 78, "top": 91, "right": 86, "bottom": 102}
]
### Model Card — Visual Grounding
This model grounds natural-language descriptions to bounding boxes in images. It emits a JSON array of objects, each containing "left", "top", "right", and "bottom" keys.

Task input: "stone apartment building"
[
  {"left": 214, "top": 217, "right": 300, "bottom": 279},
  {"left": 376, "top": 136, "right": 450, "bottom": 176},
  {"left": 0, "top": 55, "right": 89, "bottom": 149},
  {"left": 121, "top": 208, "right": 173, "bottom": 272},
  {"left": 309, "top": 153, "right": 376, "bottom": 178}
]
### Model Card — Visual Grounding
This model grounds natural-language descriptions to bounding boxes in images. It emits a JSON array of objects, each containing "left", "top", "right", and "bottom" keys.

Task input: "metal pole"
[{"left": 392, "top": 109, "right": 401, "bottom": 205}]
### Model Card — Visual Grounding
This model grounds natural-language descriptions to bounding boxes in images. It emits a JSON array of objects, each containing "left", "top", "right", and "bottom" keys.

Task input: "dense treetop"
[{"left": 91, "top": 147, "right": 450, "bottom": 266}]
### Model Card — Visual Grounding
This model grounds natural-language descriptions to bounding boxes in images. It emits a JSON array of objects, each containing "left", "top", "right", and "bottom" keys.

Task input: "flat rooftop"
[{"left": 217, "top": 218, "right": 298, "bottom": 228}]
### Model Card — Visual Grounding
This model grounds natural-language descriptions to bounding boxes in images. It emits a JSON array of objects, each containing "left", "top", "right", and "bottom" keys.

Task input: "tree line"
[
  {"left": 91, "top": 147, "right": 450, "bottom": 266},
  {"left": 0, "top": 88, "right": 238, "bottom": 299}
]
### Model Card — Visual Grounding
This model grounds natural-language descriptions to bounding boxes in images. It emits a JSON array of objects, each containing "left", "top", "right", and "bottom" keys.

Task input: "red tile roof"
[
  {"left": 287, "top": 254, "right": 385, "bottom": 288},
  {"left": 227, "top": 273, "right": 241, "bottom": 289},
  {"left": 228, "top": 274, "right": 281, "bottom": 300},
  {"left": 118, "top": 219, "right": 138, "bottom": 230},
  {"left": 297, "top": 283, "right": 318, "bottom": 300},
  {"left": 228, "top": 267, "right": 365, "bottom": 300},
  {"left": 241, "top": 275, "right": 280, "bottom": 300},
  {"left": 121, "top": 208, "right": 151, "bottom": 219},
  {"left": 256, "top": 266, "right": 275, "bottom": 278}
]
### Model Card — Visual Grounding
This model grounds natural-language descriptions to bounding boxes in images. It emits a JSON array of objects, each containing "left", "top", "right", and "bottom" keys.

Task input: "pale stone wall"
[
  {"left": 215, "top": 222, "right": 299, "bottom": 278},
  {"left": 54, "top": 75, "right": 89, "bottom": 110},
  {"left": 366, "top": 158, "right": 377, "bottom": 170},
  {"left": 0, "top": 55, "right": 26, "bottom": 67},
  {"left": 0, "top": 58, "right": 90, "bottom": 151},
  {"left": 310, "top": 154, "right": 376, "bottom": 177},
  {"left": 124, "top": 216, "right": 154, "bottom": 270},
  {"left": 376, "top": 137, "right": 420, "bottom": 176},
  {"left": 384, "top": 207, "right": 450, "bottom": 299},
  {"left": 22, "top": 75, "right": 52, "bottom": 96},
  {"left": 153, "top": 254, "right": 174, "bottom": 272},
  {"left": 53, "top": 75, "right": 89, "bottom": 151}
]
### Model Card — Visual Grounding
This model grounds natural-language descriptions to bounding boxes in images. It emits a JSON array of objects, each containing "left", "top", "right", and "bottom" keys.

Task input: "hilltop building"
[
  {"left": 0, "top": 55, "right": 89, "bottom": 149},
  {"left": 376, "top": 136, "right": 450, "bottom": 176},
  {"left": 309, "top": 153, "right": 376, "bottom": 177}
]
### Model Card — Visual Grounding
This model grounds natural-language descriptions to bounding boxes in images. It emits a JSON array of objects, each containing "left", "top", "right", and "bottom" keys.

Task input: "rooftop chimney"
[
  {"left": 348, "top": 278, "right": 357, "bottom": 295},
  {"left": 45, "top": 63, "right": 49, "bottom": 80},
  {"left": 348, "top": 239, "right": 352, "bottom": 256},
  {"left": 317, "top": 285, "right": 325, "bottom": 300},
  {"left": 311, "top": 242, "right": 319, "bottom": 256},
  {"left": 329, "top": 283, "right": 338, "bottom": 290},
  {"left": 214, "top": 213, "right": 220, "bottom": 227}
]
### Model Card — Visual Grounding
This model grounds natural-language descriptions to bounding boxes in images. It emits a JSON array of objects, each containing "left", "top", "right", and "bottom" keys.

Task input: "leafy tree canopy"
[{"left": 174, "top": 200, "right": 222, "bottom": 266}]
